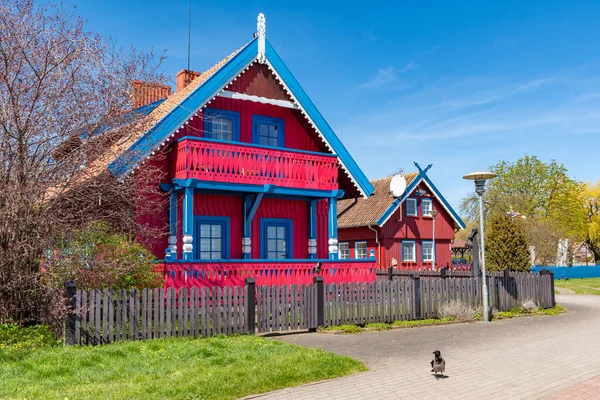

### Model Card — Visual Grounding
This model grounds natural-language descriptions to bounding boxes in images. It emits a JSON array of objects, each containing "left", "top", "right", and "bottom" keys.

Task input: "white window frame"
[
  {"left": 338, "top": 242, "right": 350, "bottom": 260},
  {"left": 422, "top": 241, "right": 434, "bottom": 262},
  {"left": 402, "top": 241, "right": 416, "bottom": 262},
  {"left": 421, "top": 198, "right": 433, "bottom": 217},
  {"left": 355, "top": 241, "right": 368, "bottom": 259},
  {"left": 406, "top": 198, "right": 417, "bottom": 217}
]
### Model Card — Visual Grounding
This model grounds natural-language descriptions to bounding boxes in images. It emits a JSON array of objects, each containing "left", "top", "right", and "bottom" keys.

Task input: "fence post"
[
  {"left": 388, "top": 266, "right": 393, "bottom": 281},
  {"left": 412, "top": 274, "right": 421, "bottom": 320},
  {"left": 64, "top": 281, "right": 77, "bottom": 346},
  {"left": 548, "top": 270, "right": 556, "bottom": 307},
  {"left": 440, "top": 268, "right": 447, "bottom": 280},
  {"left": 245, "top": 278, "right": 256, "bottom": 335},
  {"left": 313, "top": 276, "right": 325, "bottom": 331}
]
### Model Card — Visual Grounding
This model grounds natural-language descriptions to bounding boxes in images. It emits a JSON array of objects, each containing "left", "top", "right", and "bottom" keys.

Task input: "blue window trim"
[
  {"left": 260, "top": 218, "right": 293, "bottom": 259},
  {"left": 420, "top": 198, "right": 433, "bottom": 217},
  {"left": 338, "top": 241, "right": 350, "bottom": 259},
  {"left": 406, "top": 197, "right": 418, "bottom": 217},
  {"left": 252, "top": 115, "right": 285, "bottom": 147},
  {"left": 204, "top": 108, "right": 240, "bottom": 141},
  {"left": 421, "top": 240, "right": 435, "bottom": 262},
  {"left": 194, "top": 216, "right": 230, "bottom": 260},
  {"left": 401, "top": 240, "right": 416, "bottom": 262},
  {"left": 354, "top": 241, "right": 368, "bottom": 260}
]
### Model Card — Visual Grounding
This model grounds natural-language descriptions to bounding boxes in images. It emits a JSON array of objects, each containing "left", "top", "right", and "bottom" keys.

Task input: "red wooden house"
[
  {"left": 97, "top": 14, "right": 377, "bottom": 287},
  {"left": 337, "top": 163, "right": 465, "bottom": 270}
]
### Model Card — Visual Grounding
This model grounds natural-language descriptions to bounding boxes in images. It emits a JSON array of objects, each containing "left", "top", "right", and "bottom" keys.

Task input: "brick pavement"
[{"left": 247, "top": 295, "right": 600, "bottom": 400}]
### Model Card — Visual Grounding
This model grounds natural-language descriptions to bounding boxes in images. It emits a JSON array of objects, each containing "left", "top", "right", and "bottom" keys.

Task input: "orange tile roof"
[{"left": 338, "top": 172, "right": 419, "bottom": 228}]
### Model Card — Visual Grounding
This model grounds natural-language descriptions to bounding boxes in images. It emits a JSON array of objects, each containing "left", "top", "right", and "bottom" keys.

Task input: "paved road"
[{"left": 248, "top": 295, "right": 600, "bottom": 400}]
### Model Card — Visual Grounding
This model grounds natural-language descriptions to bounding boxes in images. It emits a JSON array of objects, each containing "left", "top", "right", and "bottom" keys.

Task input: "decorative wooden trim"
[{"left": 218, "top": 90, "right": 298, "bottom": 109}]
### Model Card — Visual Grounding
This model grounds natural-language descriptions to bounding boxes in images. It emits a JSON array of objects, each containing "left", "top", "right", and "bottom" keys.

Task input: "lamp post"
[
  {"left": 462, "top": 171, "right": 497, "bottom": 322},
  {"left": 430, "top": 208, "right": 439, "bottom": 270}
]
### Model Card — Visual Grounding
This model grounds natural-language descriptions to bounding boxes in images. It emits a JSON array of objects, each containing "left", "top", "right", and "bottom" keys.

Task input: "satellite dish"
[{"left": 390, "top": 174, "right": 407, "bottom": 197}]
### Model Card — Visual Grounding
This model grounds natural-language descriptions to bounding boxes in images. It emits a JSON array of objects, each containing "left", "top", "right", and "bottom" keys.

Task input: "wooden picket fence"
[{"left": 64, "top": 272, "right": 555, "bottom": 346}]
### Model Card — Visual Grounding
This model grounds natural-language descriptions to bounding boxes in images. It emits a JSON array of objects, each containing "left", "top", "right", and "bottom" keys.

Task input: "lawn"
[
  {"left": 554, "top": 278, "right": 600, "bottom": 295},
  {"left": 0, "top": 335, "right": 366, "bottom": 400}
]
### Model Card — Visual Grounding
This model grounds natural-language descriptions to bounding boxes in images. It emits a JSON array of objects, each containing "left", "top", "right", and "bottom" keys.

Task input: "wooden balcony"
[
  {"left": 161, "top": 259, "right": 377, "bottom": 289},
  {"left": 175, "top": 138, "right": 339, "bottom": 191}
]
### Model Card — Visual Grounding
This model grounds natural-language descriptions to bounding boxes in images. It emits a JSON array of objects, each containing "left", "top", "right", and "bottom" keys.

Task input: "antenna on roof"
[{"left": 187, "top": 0, "right": 192, "bottom": 79}]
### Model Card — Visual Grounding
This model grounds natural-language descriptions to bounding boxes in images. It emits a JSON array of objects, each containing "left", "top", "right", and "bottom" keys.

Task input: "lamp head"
[{"left": 463, "top": 171, "right": 497, "bottom": 196}]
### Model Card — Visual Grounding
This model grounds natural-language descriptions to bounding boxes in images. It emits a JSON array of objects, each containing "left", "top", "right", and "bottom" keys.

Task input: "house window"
[
  {"left": 253, "top": 115, "right": 285, "bottom": 147},
  {"left": 422, "top": 241, "right": 434, "bottom": 262},
  {"left": 421, "top": 198, "right": 433, "bottom": 217},
  {"left": 194, "top": 217, "right": 229, "bottom": 260},
  {"left": 339, "top": 242, "right": 350, "bottom": 259},
  {"left": 355, "top": 241, "right": 368, "bottom": 259},
  {"left": 402, "top": 241, "right": 416, "bottom": 262},
  {"left": 406, "top": 198, "right": 417, "bottom": 217},
  {"left": 261, "top": 219, "right": 292, "bottom": 259},
  {"left": 204, "top": 109, "right": 240, "bottom": 141}
]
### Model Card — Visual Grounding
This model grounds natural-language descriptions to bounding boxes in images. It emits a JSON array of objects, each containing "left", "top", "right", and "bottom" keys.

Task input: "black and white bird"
[{"left": 430, "top": 350, "right": 446, "bottom": 379}]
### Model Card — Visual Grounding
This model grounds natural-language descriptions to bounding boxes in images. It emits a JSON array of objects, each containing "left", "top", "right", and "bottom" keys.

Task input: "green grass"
[
  {"left": 493, "top": 304, "right": 565, "bottom": 319},
  {"left": 364, "top": 323, "right": 391, "bottom": 331},
  {"left": 554, "top": 278, "right": 600, "bottom": 295},
  {"left": 391, "top": 317, "right": 456, "bottom": 327},
  {"left": 0, "top": 336, "right": 366, "bottom": 400},
  {"left": 323, "top": 324, "right": 363, "bottom": 334},
  {"left": 0, "top": 324, "right": 60, "bottom": 350}
]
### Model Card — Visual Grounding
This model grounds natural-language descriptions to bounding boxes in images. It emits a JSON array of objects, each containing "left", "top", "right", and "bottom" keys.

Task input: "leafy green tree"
[
  {"left": 485, "top": 214, "right": 531, "bottom": 271},
  {"left": 583, "top": 181, "right": 600, "bottom": 262}
]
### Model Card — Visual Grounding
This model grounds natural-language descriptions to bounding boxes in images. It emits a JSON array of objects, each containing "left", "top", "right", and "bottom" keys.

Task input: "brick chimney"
[
  {"left": 131, "top": 81, "right": 172, "bottom": 109},
  {"left": 176, "top": 69, "right": 201, "bottom": 92}
]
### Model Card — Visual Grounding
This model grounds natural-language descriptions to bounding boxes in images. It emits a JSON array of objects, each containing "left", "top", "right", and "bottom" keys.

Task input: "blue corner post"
[
  {"left": 165, "top": 190, "right": 178, "bottom": 260},
  {"left": 327, "top": 197, "right": 338, "bottom": 260},
  {"left": 182, "top": 186, "right": 194, "bottom": 260},
  {"left": 308, "top": 200, "right": 317, "bottom": 259},
  {"left": 242, "top": 195, "right": 252, "bottom": 259}
]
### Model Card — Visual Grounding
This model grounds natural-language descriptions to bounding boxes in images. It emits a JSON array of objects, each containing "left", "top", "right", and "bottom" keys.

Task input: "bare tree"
[{"left": 0, "top": 0, "right": 168, "bottom": 327}]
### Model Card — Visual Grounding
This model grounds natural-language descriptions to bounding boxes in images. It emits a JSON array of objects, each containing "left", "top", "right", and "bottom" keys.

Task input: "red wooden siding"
[
  {"left": 338, "top": 182, "right": 458, "bottom": 269},
  {"left": 227, "top": 64, "right": 291, "bottom": 101}
]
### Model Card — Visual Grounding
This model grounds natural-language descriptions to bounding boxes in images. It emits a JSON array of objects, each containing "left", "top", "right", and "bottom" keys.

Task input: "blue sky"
[{"left": 70, "top": 0, "right": 600, "bottom": 211}]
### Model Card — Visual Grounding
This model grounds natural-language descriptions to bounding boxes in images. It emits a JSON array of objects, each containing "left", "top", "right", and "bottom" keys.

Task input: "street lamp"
[
  {"left": 463, "top": 171, "right": 497, "bottom": 322},
  {"left": 430, "top": 208, "right": 439, "bottom": 270}
]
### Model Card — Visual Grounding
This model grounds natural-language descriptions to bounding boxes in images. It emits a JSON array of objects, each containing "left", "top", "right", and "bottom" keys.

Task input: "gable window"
[
  {"left": 339, "top": 242, "right": 350, "bottom": 259},
  {"left": 355, "top": 241, "right": 368, "bottom": 259},
  {"left": 406, "top": 198, "right": 417, "bottom": 217},
  {"left": 261, "top": 219, "right": 292, "bottom": 259},
  {"left": 253, "top": 115, "right": 285, "bottom": 147},
  {"left": 195, "top": 217, "right": 229, "bottom": 260},
  {"left": 421, "top": 198, "right": 433, "bottom": 217},
  {"left": 204, "top": 109, "right": 240, "bottom": 141},
  {"left": 422, "top": 241, "right": 434, "bottom": 262},
  {"left": 402, "top": 241, "right": 416, "bottom": 262}
]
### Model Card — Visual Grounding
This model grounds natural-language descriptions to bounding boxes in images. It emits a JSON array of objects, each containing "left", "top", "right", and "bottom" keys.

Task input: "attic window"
[
  {"left": 421, "top": 198, "right": 433, "bottom": 216},
  {"left": 204, "top": 109, "right": 240, "bottom": 142},
  {"left": 253, "top": 115, "right": 285, "bottom": 147},
  {"left": 406, "top": 198, "right": 417, "bottom": 217}
]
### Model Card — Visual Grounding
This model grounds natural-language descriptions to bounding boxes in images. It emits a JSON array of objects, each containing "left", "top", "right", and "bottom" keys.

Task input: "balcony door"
[
  {"left": 194, "top": 217, "right": 229, "bottom": 260},
  {"left": 261, "top": 219, "right": 292, "bottom": 259}
]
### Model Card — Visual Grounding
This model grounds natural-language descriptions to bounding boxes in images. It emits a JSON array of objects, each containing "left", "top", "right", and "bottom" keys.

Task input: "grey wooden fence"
[{"left": 64, "top": 272, "right": 555, "bottom": 346}]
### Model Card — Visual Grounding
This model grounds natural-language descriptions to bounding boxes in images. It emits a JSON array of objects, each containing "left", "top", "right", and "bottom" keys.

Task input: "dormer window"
[
  {"left": 253, "top": 115, "right": 285, "bottom": 147},
  {"left": 204, "top": 109, "right": 240, "bottom": 141},
  {"left": 421, "top": 198, "right": 433, "bottom": 216}
]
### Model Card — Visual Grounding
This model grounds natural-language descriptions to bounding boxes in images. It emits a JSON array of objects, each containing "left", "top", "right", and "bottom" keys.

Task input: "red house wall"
[{"left": 338, "top": 182, "right": 458, "bottom": 269}]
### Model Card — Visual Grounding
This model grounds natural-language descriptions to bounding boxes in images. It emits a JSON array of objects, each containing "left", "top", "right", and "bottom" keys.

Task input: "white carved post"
[{"left": 257, "top": 13, "right": 266, "bottom": 64}]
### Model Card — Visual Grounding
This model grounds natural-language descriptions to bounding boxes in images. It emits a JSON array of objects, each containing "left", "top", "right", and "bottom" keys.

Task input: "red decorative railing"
[
  {"left": 161, "top": 260, "right": 377, "bottom": 289},
  {"left": 175, "top": 138, "right": 339, "bottom": 190}
]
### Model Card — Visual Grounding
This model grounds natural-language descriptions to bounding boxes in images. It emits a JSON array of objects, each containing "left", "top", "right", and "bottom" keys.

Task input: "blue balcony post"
[
  {"left": 242, "top": 195, "right": 252, "bottom": 259},
  {"left": 327, "top": 197, "right": 338, "bottom": 260},
  {"left": 182, "top": 186, "right": 194, "bottom": 260},
  {"left": 165, "top": 190, "right": 178, "bottom": 260},
  {"left": 308, "top": 200, "right": 317, "bottom": 259}
]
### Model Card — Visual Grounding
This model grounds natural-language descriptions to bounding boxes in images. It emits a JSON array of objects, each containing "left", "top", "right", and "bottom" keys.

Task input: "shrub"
[
  {"left": 44, "top": 222, "right": 163, "bottom": 290},
  {"left": 520, "top": 298, "right": 539, "bottom": 313},
  {"left": 485, "top": 214, "right": 531, "bottom": 272},
  {"left": 438, "top": 300, "right": 479, "bottom": 321},
  {"left": 0, "top": 323, "right": 60, "bottom": 350}
]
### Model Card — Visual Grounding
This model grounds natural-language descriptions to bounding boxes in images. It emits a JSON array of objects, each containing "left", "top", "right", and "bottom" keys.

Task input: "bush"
[
  {"left": 438, "top": 300, "right": 479, "bottom": 321},
  {"left": 44, "top": 222, "right": 163, "bottom": 290},
  {"left": 486, "top": 214, "right": 531, "bottom": 272},
  {"left": 0, "top": 324, "right": 60, "bottom": 350},
  {"left": 520, "top": 298, "right": 539, "bottom": 313}
]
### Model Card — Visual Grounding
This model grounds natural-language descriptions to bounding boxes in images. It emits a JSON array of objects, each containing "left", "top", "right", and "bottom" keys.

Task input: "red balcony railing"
[
  {"left": 175, "top": 138, "right": 339, "bottom": 190},
  {"left": 161, "top": 260, "right": 377, "bottom": 289}
]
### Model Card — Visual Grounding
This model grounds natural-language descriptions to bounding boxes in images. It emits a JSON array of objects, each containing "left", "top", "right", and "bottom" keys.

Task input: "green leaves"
[{"left": 486, "top": 215, "right": 531, "bottom": 271}]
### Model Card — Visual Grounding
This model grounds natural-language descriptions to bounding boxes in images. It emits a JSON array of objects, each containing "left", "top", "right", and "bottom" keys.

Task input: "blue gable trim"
[
  {"left": 108, "top": 39, "right": 259, "bottom": 177},
  {"left": 264, "top": 40, "right": 373, "bottom": 197},
  {"left": 109, "top": 37, "right": 374, "bottom": 198},
  {"left": 375, "top": 170, "right": 466, "bottom": 229}
]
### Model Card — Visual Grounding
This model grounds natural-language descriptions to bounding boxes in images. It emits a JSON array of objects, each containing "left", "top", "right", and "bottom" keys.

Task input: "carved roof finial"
[{"left": 257, "top": 13, "right": 266, "bottom": 63}]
